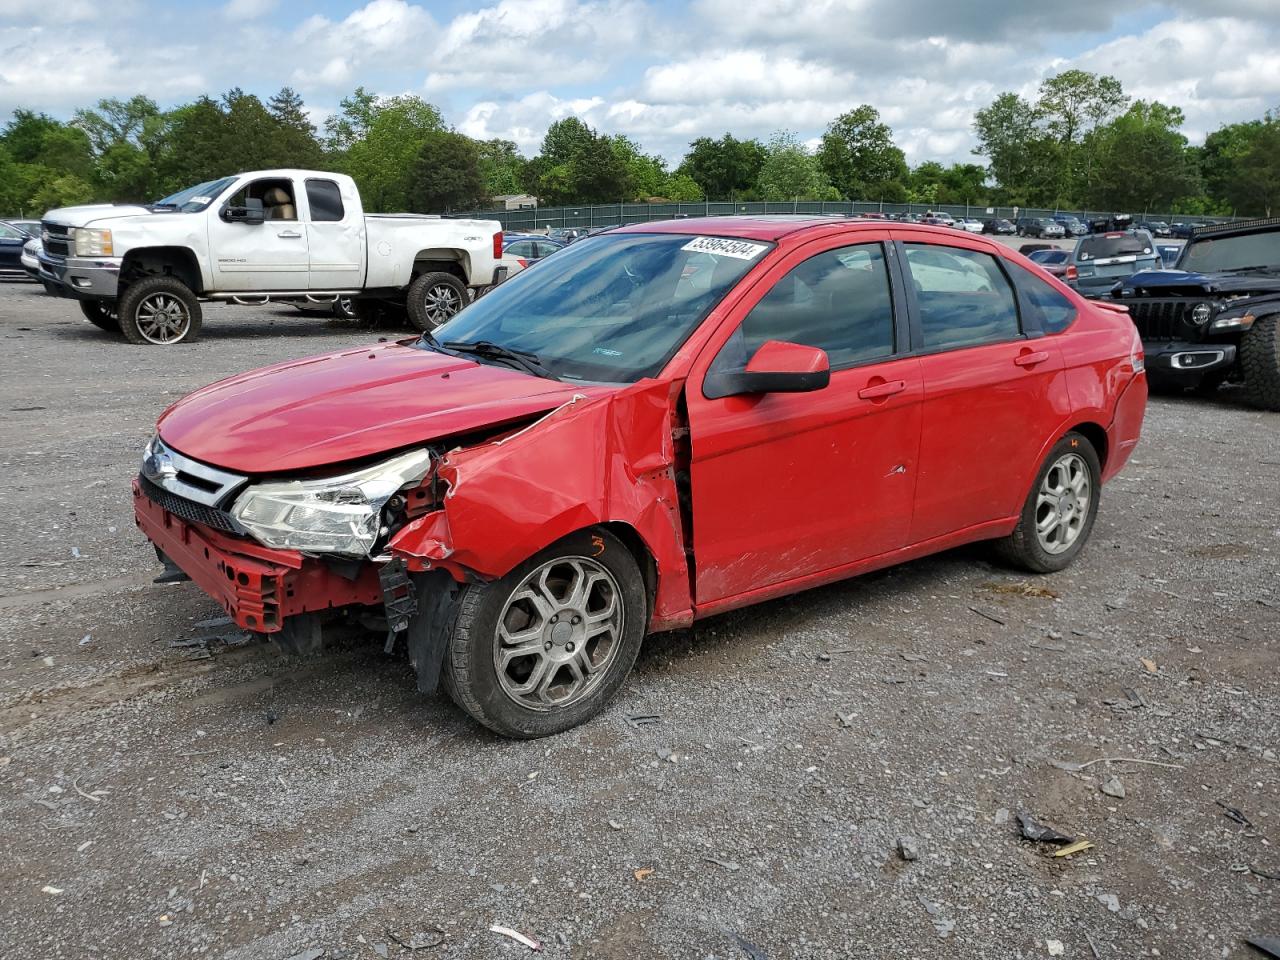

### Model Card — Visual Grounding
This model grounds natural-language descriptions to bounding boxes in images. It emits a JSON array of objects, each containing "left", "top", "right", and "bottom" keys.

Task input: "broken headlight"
[{"left": 230, "top": 449, "right": 432, "bottom": 557}]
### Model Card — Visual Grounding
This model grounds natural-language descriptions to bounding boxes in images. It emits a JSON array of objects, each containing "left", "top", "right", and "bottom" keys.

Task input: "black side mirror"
[
  {"left": 222, "top": 197, "right": 264, "bottom": 224},
  {"left": 703, "top": 340, "right": 831, "bottom": 400}
]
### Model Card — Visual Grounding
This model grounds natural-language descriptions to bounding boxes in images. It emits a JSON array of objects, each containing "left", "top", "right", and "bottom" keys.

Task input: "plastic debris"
[
  {"left": 897, "top": 836, "right": 920, "bottom": 861},
  {"left": 489, "top": 925, "right": 542, "bottom": 951},
  {"left": 1140, "top": 657, "right": 1158, "bottom": 673},
  {"left": 703, "top": 857, "right": 741, "bottom": 872},
  {"left": 1216, "top": 800, "right": 1254, "bottom": 828},
  {"left": 633, "top": 867, "right": 654, "bottom": 882},
  {"left": 1053, "top": 839, "right": 1096, "bottom": 858},
  {"left": 624, "top": 714, "right": 660, "bottom": 729},
  {"left": 1100, "top": 776, "right": 1126, "bottom": 799},
  {"left": 1047, "top": 940, "right": 1065, "bottom": 957},
  {"left": 1247, "top": 936, "right": 1280, "bottom": 958},
  {"left": 386, "top": 927, "right": 444, "bottom": 950},
  {"left": 41, "top": 885, "right": 63, "bottom": 895},
  {"left": 1017, "top": 811, "right": 1074, "bottom": 844}
]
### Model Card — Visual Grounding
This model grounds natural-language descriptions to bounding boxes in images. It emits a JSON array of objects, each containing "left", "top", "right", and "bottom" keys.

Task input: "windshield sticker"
[
  {"left": 681, "top": 236, "right": 769, "bottom": 260},
  {"left": 189, "top": 196, "right": 211, "bottom": 204}
]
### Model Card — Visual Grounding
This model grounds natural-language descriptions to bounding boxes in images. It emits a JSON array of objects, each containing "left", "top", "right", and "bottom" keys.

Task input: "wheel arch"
[
  {"left": 119, "top": 246, "right": 204, "bottom": 295},
  {"left": 413, "top": 249, "right": 470, "bottom": 284}
]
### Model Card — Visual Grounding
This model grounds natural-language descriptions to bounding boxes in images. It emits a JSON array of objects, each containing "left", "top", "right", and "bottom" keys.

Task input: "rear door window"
[
  {"left": 1006, "top": 260, "right": 1077, "bottom": 334},
  {"left": 305, "top": 179, "right": 345, "bottom": 222},
  {"left": 1078, "top": 235, "right": 1152, "bottom": 261},
  {"left": 904, "top": 244, "right": 1020, "bottom": 349}
]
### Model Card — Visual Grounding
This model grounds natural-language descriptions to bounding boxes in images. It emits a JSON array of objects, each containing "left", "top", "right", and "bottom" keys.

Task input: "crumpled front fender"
[{"left": 387, "top": 379, "right": 693, "bottom": 631}]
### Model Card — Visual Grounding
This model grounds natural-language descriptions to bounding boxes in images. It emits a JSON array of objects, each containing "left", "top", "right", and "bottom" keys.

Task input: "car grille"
[
  {"left": 1124, "top": 299, "right": 1196, "bottom": 340},
  {"left": 41, "top": 221, "right": 73, "bottom": 259},
  {"left": 139, "top": 474, "right": 242, "bottom": 534}
]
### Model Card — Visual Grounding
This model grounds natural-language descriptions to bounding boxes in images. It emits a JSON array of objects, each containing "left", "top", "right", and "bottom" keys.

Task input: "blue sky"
[{"left": 4, "top": 1, "right": 1279, "bottom": 167}]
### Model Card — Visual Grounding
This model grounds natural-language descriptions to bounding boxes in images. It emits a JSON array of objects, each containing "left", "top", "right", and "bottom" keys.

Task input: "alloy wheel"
[
  {"left": 421, "top": 283, "right": 461, "bottom": 326},
  {"left": 493, "top": 556, "right": 624, "bottom": 711},
  {"left": 135, "top": 293, "right": 191, "bottom": 344},
  {"left": 1035, "top": 452, "right": 1092, "bottom": 554}
]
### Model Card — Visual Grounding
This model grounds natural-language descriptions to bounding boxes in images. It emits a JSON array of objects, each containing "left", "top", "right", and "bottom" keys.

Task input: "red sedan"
[{"left": 134, "top": 217, "right": 1147, "bottom": 736}]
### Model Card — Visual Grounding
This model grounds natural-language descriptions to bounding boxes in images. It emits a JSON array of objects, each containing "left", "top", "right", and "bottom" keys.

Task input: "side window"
[
  {"left": 724, "top": 243, "right": 895, "bottom": 369},
  {"left": 306, "top": 179, "right": 345, "bottom": 222},
  {"left": 1007, "top": 260, "right": 1077, "bottom": 334},
  {"left": 535, "top": 241, "right": 560, "bottom": 258},
  {"left": 225, "top": 179, "right": 297, "bottom": 221},
  {"left": 0, "top": 223, "right": 22, "bottom": 239},
  {"left": 506, "top": 240, "right": 535, "bottom": 257},
  {"left": 904, "top": 244, "right": 1020, "bottom": 350}
]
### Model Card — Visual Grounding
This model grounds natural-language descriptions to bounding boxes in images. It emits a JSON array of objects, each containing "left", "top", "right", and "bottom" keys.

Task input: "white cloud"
[{"left": 223, "top": 0, "right": 277, "bottom": 19}]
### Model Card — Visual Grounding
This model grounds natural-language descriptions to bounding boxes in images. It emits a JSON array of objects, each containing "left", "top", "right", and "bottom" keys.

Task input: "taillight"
[
  {"left": 493, "top": 231, "right": 503, "bottom": 260},
  {"left": 1066, "top": 264, "right": 1078, "bottom": 281}
]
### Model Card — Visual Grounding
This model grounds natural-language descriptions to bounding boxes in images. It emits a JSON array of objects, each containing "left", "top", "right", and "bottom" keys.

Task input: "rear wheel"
[
  {"left": 117, "top": 276, "right": 202, "bottom": 345},
  {"left": 1241, "top": 315, "right": 1280, "bottom": 411},
  {"left": 405, "top": 271, "right": 467, "bottom": 331},
  {"left": 441, "top": 529, "right": 647, "bottom": 738},
  {"left": 78, "top": 300, "right": 119, "bottom": 332},
  {"left": 996, "top": 432, "right": 1101, "bottom": 574}
]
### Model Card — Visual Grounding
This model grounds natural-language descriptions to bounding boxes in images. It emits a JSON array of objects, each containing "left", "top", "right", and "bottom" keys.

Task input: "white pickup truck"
[{"left": 36, "top": 169, "right": 505, "bottom": 345}]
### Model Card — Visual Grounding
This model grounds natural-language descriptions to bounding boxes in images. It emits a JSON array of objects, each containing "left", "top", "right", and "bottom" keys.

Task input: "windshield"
[
  {"left": 1077, "top": 235, "right": 1153, "bottom": 261},
  {"left": 153, "top": 176, "right": 238, "bottom": 213},
  {"left": 1182, "top": 230, "right": 1280, "bottom": 273},
  {"left": 429, "top": 232, "right": 771, "bottom": 382}
]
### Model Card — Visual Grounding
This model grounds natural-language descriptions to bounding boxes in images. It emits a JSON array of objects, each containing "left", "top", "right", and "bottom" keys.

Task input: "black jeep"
[{"left": 1110, "top": 217, "right": 1280, "bottom": 410}]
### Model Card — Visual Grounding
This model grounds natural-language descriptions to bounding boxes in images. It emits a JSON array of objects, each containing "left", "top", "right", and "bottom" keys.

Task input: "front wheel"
[
  {"left": 117, "top": 276, "right": 202, "bottom": 345},
  {"left": 78, "top": 300, "right": 120, "bottom": 332},
  {"left": 405, "top": 271, "right": 468, "bottom": 331},
  {"left": 1241, "top": 315, "right": 1280, "bottom": 411},
  {"left": 996, "top": 432, "right": 1101, "bottom": 574},
  {"left": 441, "top": 529, "right": 647, "bottom": 738}
]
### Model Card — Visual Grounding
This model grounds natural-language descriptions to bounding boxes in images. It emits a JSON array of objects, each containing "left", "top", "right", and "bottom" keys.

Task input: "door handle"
[
  {"left": 277, "top": 229, "right": 303, "bottom": 239},
  {"left": 1014, "top": 350, "right": 1050, "bottom": 367},
  {"left": 858, "top": 379, "right": 907, "bottom": 400}
]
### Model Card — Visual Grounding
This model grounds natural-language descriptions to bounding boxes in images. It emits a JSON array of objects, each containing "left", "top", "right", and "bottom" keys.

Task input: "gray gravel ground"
[{"left": 0, "top": 276, "right": 1275, "bottom": 960}]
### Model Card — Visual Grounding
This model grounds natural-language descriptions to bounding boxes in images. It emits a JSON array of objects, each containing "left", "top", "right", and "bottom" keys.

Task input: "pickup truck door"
[
  {"left": 303, "top": 176, "right": 367, "bottom": 290},
  {"left": 208, "top": 176, "right": 309, "bottom": 291}
]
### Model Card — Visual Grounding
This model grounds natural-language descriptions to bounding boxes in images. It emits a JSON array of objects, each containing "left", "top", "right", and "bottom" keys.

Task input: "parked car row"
[{"left": 0, "top": 219, "right": 41, "bottom": 279}]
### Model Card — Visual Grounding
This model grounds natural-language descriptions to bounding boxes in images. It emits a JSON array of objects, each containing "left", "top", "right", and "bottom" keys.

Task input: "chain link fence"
[{"left": 458, "top": 200, "right": 1234, "bottom": 232}]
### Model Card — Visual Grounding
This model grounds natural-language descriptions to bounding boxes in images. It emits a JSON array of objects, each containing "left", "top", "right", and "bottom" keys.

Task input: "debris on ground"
[
  {"left": 1251, "top": 865, "right": 1280, "bottom": 881},
  {"left": 1097, "top": 893, "right": 1121, "bottom": 913},
  {"left": 1017, "top": 811, "right": 1074, "bottom": 844},
  {"left": 1047, "top": 940, "right": 1065, "bottom": 956},
  {"left": 1053, "top": 839, "right": 1096, "bottom": 858},
  {"left": 703, "top": 857, "right": 741, "bottom": 872},
  {"left": 624, "top": 714, "right": 661, "bottom": 729},
  {"left": 386, "top": 926, "right": 445, "bottom": 950},
  {"left": 916, "top": 895, "right": 954, "bottom": 938},
  {"left": 285, "top": 949, "right": 325, "bottom": 960},
  {"left": 732, "top": 933, "right": 768, "bottom": 960},
  {"left": 1140, "top": 657, "right": 1158, "bottom": 673},
  {"left": 897, "top": 836, "right": 920, "bottom": 861},
  {"left": 633, "top": 867, "right": 654, "bottom": 882},
  {"left": 41, "top": 885, "right": 63, "bottom": 895},
  {"left": 489, "top": 925, "right": 542, "bottom": 951},
  {"left": 982, "top": 581, "right": 1059, "bottom": 599},
  {"left": 1217, "top": 800, "right": 1254, "bottom": 828},
  {"left": 1100, "top": 776, "right": 1127, "bottom": 799},
  {"left": 968, "top": 606, "right": 1006, "bottom": 625}
]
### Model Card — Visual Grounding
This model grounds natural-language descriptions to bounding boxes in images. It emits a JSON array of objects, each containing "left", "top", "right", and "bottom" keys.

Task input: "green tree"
[
  {"left": 476, "top": 139, "right": 527, "bottom": 197},
  {"left": 2, "top": 109, "right": 65, "bottom": 163},
  {"left": 340, "top": 95, "right": 446, "bottom": 210},
  {"left": 72, "top": 95, "right": 162, "bottom": 154},
  {"left": 568, "top": 133, "right": 632, "bottom": 203},
  {"left": 676, "top": 134, "right": 765, "bottom": 199},
  {"left": 1222, "top": 112, "right": 1280, "bottom": 216},
  {"left": 406, "top": 131, "right": 487, "bottom": 212},
  {"left": 817, "top": 104, "right": 908, "bottom": 199},
  {"left": 609, "top": 135, "right": 667, "bottom": 199},
  {"left": 1037, "top": 70, "right": 1128, "bottom": 203},
  {"left": 153, "top": 97, "right": 233, "bottom": 192},
  {"left": 662, "top": 172, "right": 703, "bottom": 201},
  {"left": 756, "top": 131, "right": 837, "bottom": 201},
  {"left": 324, "top": 87, "right": 380, "bottom": 152},
  {"left": 267, "top": 86, "right": 323, "bottom": 168},
  {"left": 1086, "top": 101, "right": 1199, "bottom": 211},
  {"left": 972, "top": 92, "right": 1043, "bottom": 203},
  {"left": 1201, "top": 120, "right": 1262, "bottom": 210}
]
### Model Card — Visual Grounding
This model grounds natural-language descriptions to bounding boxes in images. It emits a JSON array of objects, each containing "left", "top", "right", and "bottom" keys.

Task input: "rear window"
[
  {"left": 1029, "top": 250, "right": 1068, "bottom": 264},
  {"left": 1078, "top": 235, "right": 1153, "bottom": 261}
]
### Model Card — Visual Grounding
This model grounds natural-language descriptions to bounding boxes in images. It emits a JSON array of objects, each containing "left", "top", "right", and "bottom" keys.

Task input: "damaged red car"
[{"left": 134, "top": 218, "right": 1147, "bottom": 737}]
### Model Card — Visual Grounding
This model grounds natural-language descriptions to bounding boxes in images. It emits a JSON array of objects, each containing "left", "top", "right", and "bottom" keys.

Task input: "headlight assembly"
[
  {"left": 230, "top": 449, "right": 433, "bottom": 557},
  {"left": 74, "top": 227, "right": 114, "bottom": 257}
]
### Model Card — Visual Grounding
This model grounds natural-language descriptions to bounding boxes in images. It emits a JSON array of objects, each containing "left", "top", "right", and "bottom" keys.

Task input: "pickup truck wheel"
[
  {"left": 78, "top": 300, "right": 119, "bottom": 332},
  {"left": 995, "top": 432, "right": 1101, "bottom": 574},
  {"left": 1241, "top": 314, "right": 1280, "bottom": 411},
  {"left": 118, "top": 276, "right": 202, "bottom": 345},
  {"left": 406, "top": 271, "right": 467, "bottom": 331},
  {"left": 332, "top": 296, "right": 356, "bottom": 320},
  {"left": 441, "top": 529, "right": 646, "bottom": 738}
]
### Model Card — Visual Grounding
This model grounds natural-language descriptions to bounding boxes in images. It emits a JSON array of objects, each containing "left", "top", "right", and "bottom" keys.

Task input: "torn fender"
[{"left": 388, "top": 379, "right": 693, "bottom": 630}]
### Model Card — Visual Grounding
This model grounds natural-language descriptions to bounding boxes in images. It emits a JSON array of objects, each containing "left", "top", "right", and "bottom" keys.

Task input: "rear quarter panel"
[{"left": 363, "top": 217, "right": 501, "bottom": 288}]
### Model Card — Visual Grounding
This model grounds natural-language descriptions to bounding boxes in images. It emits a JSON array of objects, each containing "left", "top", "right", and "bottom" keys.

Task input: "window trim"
[
  {"left": 702, "top": 238, "right": 904, "bottom": 399},
  {"left": 304, "top": 177, "right": 345, "bottom": 223},
  {"left": 892, "top": 238, "right": 1031, "bottom": 356}
]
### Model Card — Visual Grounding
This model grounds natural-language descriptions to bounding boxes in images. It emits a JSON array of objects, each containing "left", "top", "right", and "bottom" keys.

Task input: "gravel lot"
[{"left": 0, "top": 273, "right": 1275, "bottom": 960}]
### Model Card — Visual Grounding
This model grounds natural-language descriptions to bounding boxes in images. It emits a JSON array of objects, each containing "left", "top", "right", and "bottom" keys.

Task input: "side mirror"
[
  {"left": 222, "top": 198, "right": 264, "bottom": 224},
  {"left": 705, "top": 340, "right": 831, "bottom": 399}
]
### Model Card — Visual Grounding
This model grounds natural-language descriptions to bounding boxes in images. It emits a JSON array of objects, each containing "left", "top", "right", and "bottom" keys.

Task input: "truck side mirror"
[{"left": 222, "top": 198, "right": 265, "bottom": 225}]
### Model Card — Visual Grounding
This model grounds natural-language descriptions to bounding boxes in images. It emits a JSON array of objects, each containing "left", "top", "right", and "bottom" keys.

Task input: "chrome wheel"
[
  {"left": 1035, "top": 452, "right": 1092, "bottom": 554},
  {"left": 135, "top": 293, "right": 191, "bottom": 344},
  {"left": 421, "top": 283, "right": 461, "bottom": 326},
  {"left": 493, "top": 556, "right": 624, "bottom": 711}
]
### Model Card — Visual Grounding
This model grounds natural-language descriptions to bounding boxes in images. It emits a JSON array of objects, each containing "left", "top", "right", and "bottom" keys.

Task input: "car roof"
[{"left": 613, "top": 215, "right": 866, "bottom": 242}]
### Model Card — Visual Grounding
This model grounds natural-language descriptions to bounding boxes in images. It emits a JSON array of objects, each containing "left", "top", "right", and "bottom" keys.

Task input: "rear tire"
[
  {"left": 405, "top": 271, "right": 467, "bottom": 332},
  {"left": 117, "top": 276, "right": 202, "bottom": 345},
  {"left": 78, "top": 300, "right": 119, "bottom": 332},
  {"left": 441, "top": 529, "right": 647, "bottom": 738},
  {"left": 996, "top": 431, "right": 1101, "bottom": 574},
  {"left": 1241, "top": 315, "right": 1280, "bottom": 412}
]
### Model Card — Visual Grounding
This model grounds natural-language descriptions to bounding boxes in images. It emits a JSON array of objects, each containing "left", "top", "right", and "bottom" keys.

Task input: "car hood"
[
  {"left": 1121, "top": 268, "right": 1280, "bottom": 295},
  {"left": 42, "top": 203, "right": 179, "bottom": 228},
  {"left": 157, "top": 340, "right": 603, "bottom": 474}
]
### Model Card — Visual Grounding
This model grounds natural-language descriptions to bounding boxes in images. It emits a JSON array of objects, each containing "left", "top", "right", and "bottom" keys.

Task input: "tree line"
[{"left": 2, "top": 71, "right": 1277, "bottom": 218}]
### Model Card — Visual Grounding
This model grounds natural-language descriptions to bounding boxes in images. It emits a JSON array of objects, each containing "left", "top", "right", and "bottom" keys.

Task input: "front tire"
[
  {"left": 1241, "top": 315, "right": 1280, "bottom": 411},
  {"left": 442, "top": 529, "right": 647, "bottom": 738},
  {"left": 78, "top": 300, "right": 120, "bottom": 332},
  {"left": 117, "top": 276, "right": 202, "bottom": 345},
  {"left": 405, "top": 271, "right": 467, "bottom": 332},
  {"left": 996, "top": 432, "right": 1101, "bottom": 574}
]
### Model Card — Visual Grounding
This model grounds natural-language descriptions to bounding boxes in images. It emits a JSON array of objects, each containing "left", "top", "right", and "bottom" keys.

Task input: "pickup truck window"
[
  {"left": 225, "top": 179, "right": 297, "bottom": 221},
  {"left": 431, "top": 232, "right": 768, "bottom": 383},
  {"left": 153, "top": 176, "right": 238, "bottom": 213},
  {"left": 305, "top": 179, "right": 344, "bottom": 222},
  {"left": 1182, "top": 230, "right": 1280, "bottom": 273}
]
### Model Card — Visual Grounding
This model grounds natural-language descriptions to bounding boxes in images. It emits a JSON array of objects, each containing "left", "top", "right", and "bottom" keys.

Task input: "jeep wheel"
[
  {"left": 78, "top": 300, "right": 120, "bottom": 332},
  {"left": 118, "top": 276, "right": 202, "bottom": 345},
  {"left": 996, "top": 431, "right": 1101, "bottom": 574},
  {"left": 1241, "top": 314, "right": 1280, "bottom": 412},
  {"left": 406, "top": 271, "right": 467, "bottom": 331},
  {"left": 441, "top": 529, "right": 647, "bottom": 738}
]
